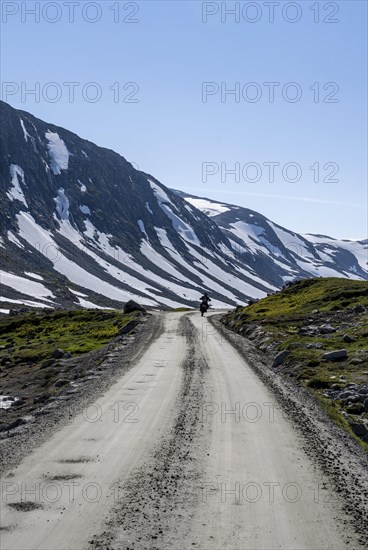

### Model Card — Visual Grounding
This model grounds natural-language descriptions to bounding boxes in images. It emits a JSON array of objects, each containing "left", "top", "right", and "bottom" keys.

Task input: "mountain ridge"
[{"left": 0, "top": 101, "right": 366, "bottom": 312}]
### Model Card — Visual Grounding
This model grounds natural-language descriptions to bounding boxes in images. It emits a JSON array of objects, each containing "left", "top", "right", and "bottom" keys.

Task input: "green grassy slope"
[
  {"left": 222, "top": 278, "right": 368, "bottom": 448},
  {"left": 0, "top": 309, "right": 137, "bottom": 364}
]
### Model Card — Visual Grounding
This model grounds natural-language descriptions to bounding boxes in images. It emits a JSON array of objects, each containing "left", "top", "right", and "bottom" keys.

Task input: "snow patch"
[
  {"left": 150, "top": 180, "right": 201, "bottom": 246},
  {"left": 20, "top": 118, "right": 31, "bottom": 142},
  {"left": 0, "top": 297, "right": 52, "bottom": 309},
  {"left": 69, "top": 289, "right": 88, "bottom": 297},
  {"left": 0, "top": 396, "right": 19, "bottom": 409},
  {"left": 78, "top": 179, "right": 87, "bottom": 193},
  {"left": 0, "top": 270, "right": 55, "bottom": 301},
  {"left": 145, "top": 202, "right": 153, "bottom": 215},
  {"left": 45, "top": 131, "right": 70, "bottom": 174},
  {"left": 54, "top": 188, "right": 70, "bottom": 220},
  {"left": 7, "top": 165, "right": 28, "bottom": 207},
  {"left": 137, "top": 220, "right": 148, "bottom": 239},
  {"left": 80, "top": 205, "right": 91, "bottom": 215},
  {"left": 24, "top": 272, "right": 44, "bottom": 281},
  {"left": 184, "top": 197, "right": 230, "bottom": 217},
  {"left": 7, "top": 231, "right": 24, "bottom": 249},
  {"left": 77, "top": 297, "right": 105, "bottom": 309}
]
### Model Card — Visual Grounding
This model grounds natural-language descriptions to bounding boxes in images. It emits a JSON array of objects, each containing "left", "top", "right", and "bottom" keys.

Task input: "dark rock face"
[{"left": 123, "top": 300, "right": 146, "bottom": 314}]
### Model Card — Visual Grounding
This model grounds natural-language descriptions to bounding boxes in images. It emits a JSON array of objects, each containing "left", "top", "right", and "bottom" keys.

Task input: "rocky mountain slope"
[
  {"left": 176, "top": 192, "right": 368, "bottom": 288},
  {"left": 0, "top": 100, "right": 366, "bottom": 311}
]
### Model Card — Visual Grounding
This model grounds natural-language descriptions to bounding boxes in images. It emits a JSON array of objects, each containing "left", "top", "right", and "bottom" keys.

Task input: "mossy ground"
[
  {"left": 0, "top": 309, "right": 136, "bottom": 365},
  {"left": 0, "top": 309, "right": 140, "bottom": 430}
]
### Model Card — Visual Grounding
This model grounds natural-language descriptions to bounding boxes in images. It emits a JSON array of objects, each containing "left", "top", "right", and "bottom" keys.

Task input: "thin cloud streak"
[{"left": 182, "top": 188, "right": 365, "bottom": 210}]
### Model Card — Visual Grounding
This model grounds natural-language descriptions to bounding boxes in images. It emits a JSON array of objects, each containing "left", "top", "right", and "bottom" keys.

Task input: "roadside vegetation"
[
  {"left": 0, "top": 309, "right": 142, "bottom": 429},
  {"left": 222, "top": 278, "right": 368, "bottom": 449},
  {"left": 0, "top": 309, "right": 136, "bottom": 363}
]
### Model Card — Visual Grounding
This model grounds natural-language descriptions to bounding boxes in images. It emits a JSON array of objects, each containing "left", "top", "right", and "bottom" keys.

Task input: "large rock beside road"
[
  {"left": 322, "top": 349, "right": 348, "bottom": 361},
  {"left": 118, "top": 319, "right": 140, "bottom": 336},
  {"left": 272, "top": 350, "right": 290, "bottom": 368},
  {"left": 123, "top": 300, "right": 146, "bottom": 314},
  {"left": 349, "top": 422, "right": 367, "bottom": 437},
  {"left": 51, "top": 349, "right": 67, "bottom": 359}
]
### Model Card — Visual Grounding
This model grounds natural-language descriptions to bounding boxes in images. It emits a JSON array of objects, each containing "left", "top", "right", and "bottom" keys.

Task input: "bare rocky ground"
[
  {"left": 211, "top": 315, "right": 368, "bottom": 548},
  {"left": 0, "top": 313, "right": 161, "bottom": 476}
]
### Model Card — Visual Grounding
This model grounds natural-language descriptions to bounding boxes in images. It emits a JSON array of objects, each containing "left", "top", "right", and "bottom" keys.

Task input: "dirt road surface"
[{"left": 0, "top": 312, "right": 363, "bottom": 549}]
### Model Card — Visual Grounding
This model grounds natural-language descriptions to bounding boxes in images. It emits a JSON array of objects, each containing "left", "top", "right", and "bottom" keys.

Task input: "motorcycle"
[{"left": 200, "top": 302, "right": 209, "bottom": 316}]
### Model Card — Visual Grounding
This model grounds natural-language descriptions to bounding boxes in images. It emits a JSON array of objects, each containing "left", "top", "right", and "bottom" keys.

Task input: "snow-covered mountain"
[
  {"left": 0, "top": 101, "right": 276, "bottom": 311},
  {"left": 0, "top": 101, "right": 366, "bottom": 312},
  {"left": 176, "top": 192, "right": 367, "bottom": 287}
]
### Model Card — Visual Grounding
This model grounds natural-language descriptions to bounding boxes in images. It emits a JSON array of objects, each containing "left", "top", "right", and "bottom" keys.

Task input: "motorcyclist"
[{"left": 200, "top": 292, "right": 211, "bottom": 316}]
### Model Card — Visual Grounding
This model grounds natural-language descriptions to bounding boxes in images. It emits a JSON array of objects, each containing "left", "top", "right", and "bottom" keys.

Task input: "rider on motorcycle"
[{"left": 200, "top": 292, "right": 211, "bottom": 316}]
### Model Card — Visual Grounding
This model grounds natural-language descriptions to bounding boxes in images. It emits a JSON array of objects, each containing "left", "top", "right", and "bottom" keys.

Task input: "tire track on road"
[{"left": 89, "top": 315, "right": 211, "bottom": 550}]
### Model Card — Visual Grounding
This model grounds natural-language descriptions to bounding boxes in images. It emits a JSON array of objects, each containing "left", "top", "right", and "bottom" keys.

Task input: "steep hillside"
[{"left": 0, "top": 101, "right": 274, "bottom": 311}]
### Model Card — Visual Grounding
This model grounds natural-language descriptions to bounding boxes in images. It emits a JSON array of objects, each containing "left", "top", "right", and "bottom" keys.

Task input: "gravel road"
[{"left": 1, "top": 311, "right": 366, "bottom": 549}]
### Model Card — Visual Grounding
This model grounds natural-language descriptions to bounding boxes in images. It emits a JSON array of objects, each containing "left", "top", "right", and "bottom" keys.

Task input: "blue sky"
[{"left": 1, "top": 0, "right": 367, "bottom": 238}]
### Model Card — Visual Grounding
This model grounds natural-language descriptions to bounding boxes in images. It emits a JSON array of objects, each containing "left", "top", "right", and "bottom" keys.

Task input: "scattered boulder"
[
  {"left": 306, "top": 343, "right": 323, "bottom": 349},
  {"left": 10, "top": 397, "right": 26, "bottom": 408},
  {"left": 339, "top": 391, "right": 355, "bottom": 399},
  {"left": 123, "top": 300, "right": 146, "bottom": 314},
  {"left": 343, "top": 334, "right": 355, "bottom": 343},
  {"left": 51, "top": 349, "right": 66, "bottom": 359},
  {"left": 118, "top": 319, "right": 140, "bottom": 336},
  {"left": 346, "top": 403, "right": 365, "bottom": 415},
  {"left": 299, "top": 326, "right": 319, "bottom": 336},
  {"left": 33, "top": 394, "right": 51, "bottom": 404},
  {"left": 364, "top": 398, "right": 368, "bottom": 413},
  {"left": 9, "top": 307, "right": 30, "bottom": 316},
  {"left": 351, "top": 304, "right": 365, "bottom": 314},
  {"left": 347, "top": 394, "right": 363, "bottom": 403},
  {"left": 322, "top": 349, "right": 348, "bottom": 362},
  {"left": 272, "top": 350, "right": 290, "bottom": 368},
  {"left": 349, "top": 422, "right": 367, "bottom": 437},
  {"left": 319, "top": 324, "right": 336, "bottom": 334},
  {"left": 53, "top": 379, "right": 68, "bottom": 388}
]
